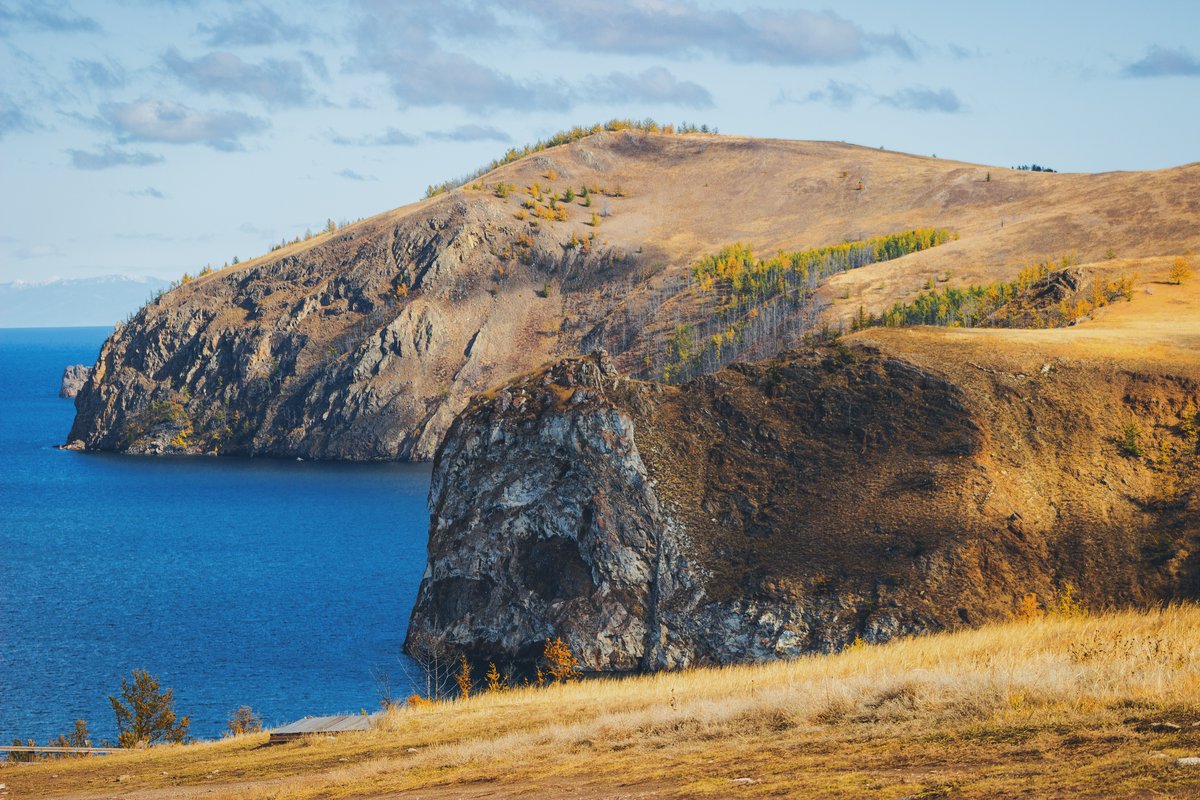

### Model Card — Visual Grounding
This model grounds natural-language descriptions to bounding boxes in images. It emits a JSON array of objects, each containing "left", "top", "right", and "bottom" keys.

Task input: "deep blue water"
[{"left": 0, "top": 327, "right": 432, "bottom": 743}]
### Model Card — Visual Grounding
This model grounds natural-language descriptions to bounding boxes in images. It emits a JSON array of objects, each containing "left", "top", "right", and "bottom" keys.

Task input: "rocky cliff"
[
  {"left": 59, "top": 365, "right": 92, "bottom": 399},
  {"left": 64, "top": 130, "right": 1200, "bottom": 460},
  {"left": 408, "top": 340, "right": 1200, "bottom": 670},
  {"left": 65, "top": 191, "right": 631, "bottom": 459}
]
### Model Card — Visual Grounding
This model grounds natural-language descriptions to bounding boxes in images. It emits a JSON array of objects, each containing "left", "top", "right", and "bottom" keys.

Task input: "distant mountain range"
[{"left": 0, "top": 275, "right": 170, "bottom": 328}]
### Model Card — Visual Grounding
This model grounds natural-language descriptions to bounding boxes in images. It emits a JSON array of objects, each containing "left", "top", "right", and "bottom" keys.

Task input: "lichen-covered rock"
[{"left": 408, "top": 345, "right": 1200, "bottom": 672}]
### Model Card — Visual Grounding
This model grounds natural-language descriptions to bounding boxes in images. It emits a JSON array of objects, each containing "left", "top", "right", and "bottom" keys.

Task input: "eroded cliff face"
[
  {"left": 65, "top": 193, "right": 630, "bottom": 460},
  {"left": 407, "top": 345, "right": 1200, "bottom": 671}
]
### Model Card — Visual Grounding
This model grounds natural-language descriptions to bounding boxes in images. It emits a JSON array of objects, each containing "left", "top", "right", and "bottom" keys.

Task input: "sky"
[{"left": 1, "top": 0, "right": 1198, "bottom": 283}]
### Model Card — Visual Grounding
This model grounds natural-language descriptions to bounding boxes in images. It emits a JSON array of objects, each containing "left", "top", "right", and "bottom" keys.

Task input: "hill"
[
  {"left": 5, "top": 607, "right": 1199, "bottom": 798},
  {"left": 64, "top": 128, "right": 1200, "bottom": 459}
]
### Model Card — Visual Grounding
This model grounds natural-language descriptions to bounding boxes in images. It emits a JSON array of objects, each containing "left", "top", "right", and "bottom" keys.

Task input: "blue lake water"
[{"left": 0, "top": 327, "right": 432, "bottom": 743}]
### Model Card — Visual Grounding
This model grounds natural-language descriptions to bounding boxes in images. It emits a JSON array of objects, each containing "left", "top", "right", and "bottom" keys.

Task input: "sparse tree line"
[
  {"left": 644, "top": 229, "right": 953, "bottom": 382},
  {"left": 855, "top": 254, "right": 1140, "bottom": 330},
  {"left": 6, "top": 669, "right": 261, "bottom": 761},
  {"left": 400, "top": 632, "right": 582, "bottom": 708},
  {"left": 1012, "top": 164, "right": 1056, "bottom": 173},
  {"left": 423, "top": 118, "right": 717, "bottom": 199}
]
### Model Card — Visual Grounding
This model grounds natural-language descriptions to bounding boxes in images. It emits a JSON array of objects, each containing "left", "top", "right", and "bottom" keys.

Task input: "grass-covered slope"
[{"left": 7, "top": 607, "right": 1200, "bottom": 798}]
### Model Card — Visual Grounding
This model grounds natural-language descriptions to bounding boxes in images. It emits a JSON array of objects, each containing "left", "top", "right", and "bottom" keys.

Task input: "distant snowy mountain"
[{"left": 0, "top": 275, "right": 171, "bottom": 328}]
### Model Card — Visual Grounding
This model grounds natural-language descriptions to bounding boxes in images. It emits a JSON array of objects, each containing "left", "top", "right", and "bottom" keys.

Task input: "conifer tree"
[{"left": 109, "top": 669, "right": 189, "bottom": 747}]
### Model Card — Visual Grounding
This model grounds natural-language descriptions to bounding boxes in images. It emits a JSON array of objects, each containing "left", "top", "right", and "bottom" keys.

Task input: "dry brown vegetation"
[{"left": 7, "top": 607, "right": 1200, "bottom": 799}]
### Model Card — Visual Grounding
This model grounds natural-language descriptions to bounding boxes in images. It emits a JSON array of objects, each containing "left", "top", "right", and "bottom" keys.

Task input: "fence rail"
[{"left": 0, "top": 745, "right": 121, "bottom": 755}]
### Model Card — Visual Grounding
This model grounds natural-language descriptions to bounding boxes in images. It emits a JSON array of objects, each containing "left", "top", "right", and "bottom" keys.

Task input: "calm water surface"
[{"left": 0, "top": 327, "right": 432, "bottom": 742}]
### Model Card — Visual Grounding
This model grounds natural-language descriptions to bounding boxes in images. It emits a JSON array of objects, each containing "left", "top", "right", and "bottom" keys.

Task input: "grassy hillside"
[
  {"left": 6, "top": 607, "right": 1200, "bottom": 798},
  {"left": 69, "top": 128, "right": 1199, "bottom": 460}
]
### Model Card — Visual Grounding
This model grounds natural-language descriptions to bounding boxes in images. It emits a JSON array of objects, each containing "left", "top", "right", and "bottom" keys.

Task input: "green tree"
[
  {"left": 109, "top": 669, "right": 190, "bottom": 747},
  {"left": 1118, "top": 421, "right": 1144, "bottom": 457}
]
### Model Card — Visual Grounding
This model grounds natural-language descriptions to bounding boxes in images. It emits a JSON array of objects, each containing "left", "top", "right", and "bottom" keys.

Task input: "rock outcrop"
[
  {"left": 408, "top": 344, "right": 1200, "bottom": 671},
  {"left": 64, "top": 194, "right": 631, "bottom": 459},
  {"left": 59, "top": 365, "right": 92, "bottom": 399}
]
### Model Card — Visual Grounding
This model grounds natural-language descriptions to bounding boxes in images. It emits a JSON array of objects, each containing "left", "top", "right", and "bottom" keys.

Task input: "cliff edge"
[{"left": 408, "top": 331, "right": 1200, "bottom": 670}]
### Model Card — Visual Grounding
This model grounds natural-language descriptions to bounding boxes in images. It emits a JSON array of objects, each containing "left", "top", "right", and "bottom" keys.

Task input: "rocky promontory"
[{"left": 407, "top": 343, "right": 1200, "bottom": 671}]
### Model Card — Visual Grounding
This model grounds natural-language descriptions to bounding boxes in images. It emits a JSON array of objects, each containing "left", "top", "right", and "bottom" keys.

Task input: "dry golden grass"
[{"left": 9, "top": 607, "right": 1200, "bottom": 799}]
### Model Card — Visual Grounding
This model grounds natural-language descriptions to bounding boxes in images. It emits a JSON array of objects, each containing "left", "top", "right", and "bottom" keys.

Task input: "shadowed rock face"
[{"left": 408, "top": 346, "right": 1200, "bottom": 671}]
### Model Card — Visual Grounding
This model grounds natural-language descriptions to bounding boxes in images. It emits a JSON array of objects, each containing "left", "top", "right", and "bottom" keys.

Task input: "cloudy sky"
[{"left": 1, "top": 0, "right": 1197, "bottom": 283}]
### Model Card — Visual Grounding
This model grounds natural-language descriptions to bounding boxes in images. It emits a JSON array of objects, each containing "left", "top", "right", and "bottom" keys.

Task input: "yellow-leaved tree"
[{"left": 1169, "top": 256, "right": 1192, "bottom": 285}]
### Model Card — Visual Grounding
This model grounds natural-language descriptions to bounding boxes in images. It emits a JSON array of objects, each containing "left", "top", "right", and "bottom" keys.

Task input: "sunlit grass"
[{"left": 8, "top": 606, "right": 1200, "bottom": 798}]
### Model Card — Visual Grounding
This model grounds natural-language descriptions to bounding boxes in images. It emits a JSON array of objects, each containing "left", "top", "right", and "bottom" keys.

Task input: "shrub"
[
  {"left": 590, "top": 211, "right": 601, "bottom": 227},
  {"left": 494, "top": 182, "right": 513, "bottom": 198},
  {"left": 1013, "top": 593, "right": 1045, "bottom": 622},
  {"left": 455, "top": 655, "right": 473, "bottom": 700},
  {"left": 543, "top": 637, "right": 581, "bottom": 685},
  {"left": 485, "top": 663, "right": 508, "bottom": 693},
  {"left": 1119, "top": 421, "right": 1144, "bottom": 457},
  {"left": 7, "top": 739, "right": 36, "bottom": 762},
  {"left": 226, "top": 706, "right": 263, "bottom": 736},
  {"left": 545, "top": 169, "right": 557, "bottom": 181},
  {"left": 109, "top": 669, "right": 190, "bottom": 747},
  {"left": 1052, "top": 582, "right": 1087, "bottom": 619}
]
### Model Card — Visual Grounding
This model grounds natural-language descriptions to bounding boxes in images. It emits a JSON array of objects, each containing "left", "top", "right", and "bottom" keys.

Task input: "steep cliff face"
[
  {"left": 408, "top": 343, "right": 1200, "bottom": 670},
  {"left": 66, "top": 194, "right": 629, "bottom": 459}
]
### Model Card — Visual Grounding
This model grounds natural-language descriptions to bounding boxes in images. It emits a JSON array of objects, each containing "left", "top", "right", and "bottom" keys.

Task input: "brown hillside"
[
  {"left": 67, "top": 130, "right": 1200, "bottom": 459},
  {"left": 408, "top": 274, "right": 1200, "bottom": 670}
]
